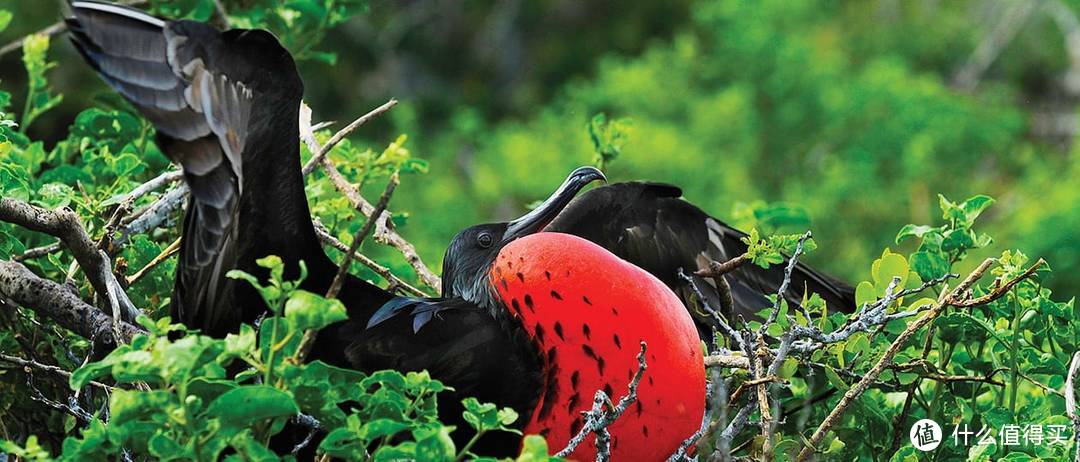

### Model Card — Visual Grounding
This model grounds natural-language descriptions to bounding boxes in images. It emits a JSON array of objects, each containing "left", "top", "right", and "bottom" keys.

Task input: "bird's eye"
[{"left": 477, "top": 232, "right": 494, "bottom": 248}]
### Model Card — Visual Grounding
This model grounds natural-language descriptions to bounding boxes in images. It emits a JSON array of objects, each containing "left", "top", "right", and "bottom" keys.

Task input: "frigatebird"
[{"left": 65, "top": 1, "right": 853, "bottom": 458}]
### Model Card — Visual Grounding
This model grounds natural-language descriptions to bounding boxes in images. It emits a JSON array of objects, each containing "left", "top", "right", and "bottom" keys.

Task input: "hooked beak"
[{"left": 504, "top": 166, "right": 606, "bottom": 242}]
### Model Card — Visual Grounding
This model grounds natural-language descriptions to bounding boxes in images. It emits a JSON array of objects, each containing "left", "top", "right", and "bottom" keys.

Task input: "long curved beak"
[{"left": 504, "top": 166, "right": 606, "bottom": 242}]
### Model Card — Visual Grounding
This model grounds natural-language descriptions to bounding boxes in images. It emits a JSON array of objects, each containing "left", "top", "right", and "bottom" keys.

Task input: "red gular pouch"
[{"left": 491, "top": 232, "right": 706, "bottom": 461}]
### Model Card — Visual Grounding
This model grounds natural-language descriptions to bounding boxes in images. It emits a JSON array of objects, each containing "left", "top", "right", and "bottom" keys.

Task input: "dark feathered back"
[{"left": 547, "top": 182, "right": 856, "bottom": 338}]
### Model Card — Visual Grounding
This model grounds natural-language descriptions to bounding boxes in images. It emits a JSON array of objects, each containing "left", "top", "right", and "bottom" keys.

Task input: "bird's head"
[{"left": 441, "top": 166, "right": 606, "bottom": 304}]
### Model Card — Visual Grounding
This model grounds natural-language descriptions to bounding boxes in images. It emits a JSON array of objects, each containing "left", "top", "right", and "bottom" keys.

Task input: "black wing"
[
  {"left": 310, "top": 291, "right": 541, "bottom": 457},
  {"left": 66, "top": 1, "right": 299, "bottom": 334},
  {"left": 546, "top": 182, "right": 855, "bottom": 336}
]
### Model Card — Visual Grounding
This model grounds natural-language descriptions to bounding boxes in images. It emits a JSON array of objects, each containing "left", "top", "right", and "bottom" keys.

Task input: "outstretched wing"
[
  {"left": 546, "top": 182, "right": 856, "bottom": 336},
  {"left": 66, "top": 1, "right": 295, "bottom": 334}
]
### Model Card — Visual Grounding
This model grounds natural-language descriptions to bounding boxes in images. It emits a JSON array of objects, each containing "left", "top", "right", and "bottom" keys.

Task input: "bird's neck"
[{"left": 235, "top": 116, "right": 322, "bottom": 263}]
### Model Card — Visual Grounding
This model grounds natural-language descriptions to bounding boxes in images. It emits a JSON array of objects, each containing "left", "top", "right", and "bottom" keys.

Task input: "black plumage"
[
  {"left": 66, "top": 3, "right": 540, "bottom": 454},
  {"left": 67, "top": 1, "right": 855, "bottom": 456},
  {"left": 546, "top": 182, "right": 856, "bottom": 337}
]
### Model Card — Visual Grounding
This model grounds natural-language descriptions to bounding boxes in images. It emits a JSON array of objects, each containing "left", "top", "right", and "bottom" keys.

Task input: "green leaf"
[
  {"left": 895, "top": 224, "right": 939, "bottom": 244},
  {"left": 941, "top": 229, "right": 975, "bottom": 252},
  {"left": 204, "top": 385, "right": 299, "bottom": 429},
  {"left": 959, "top": 195, "right": 994, "bottom": 224},
  {"left": 515, "top": 435, "right": 554, "bottom": 462},
  {"left": 871, "top": 250, "right": 908, "bottom": 289},
  {"left": 909, "top": 250, "right": 949, "bottom": 281},
  {"left": 109, "top": 389, "right": 174, "bottom": 426},
  {"left": 359, "top": 418, "right": 410, "bottom": 441},
  {"left": 462, "top": 397, "right": 499, "bottom": 431},
  {"left": 854, "top": 281, "right": 876, "bottom": 307},
  {"left": 0, "top": 11, "right": 12, "bottom": 34},
  {"left": 284, "top": 290, "right": 348, "bottom": 331},
  {"left": 414, "top": 426, "right": 455, "bottom": 462},
  {"left": 823, "top": 366, "right": 848, "bottom": 390}
]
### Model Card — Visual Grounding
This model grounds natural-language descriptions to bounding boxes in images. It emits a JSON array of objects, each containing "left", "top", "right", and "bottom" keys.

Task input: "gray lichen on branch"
[
  {"left": 0, "top": 259, "right": 143, "bottom": 348},
  {"left": 0, "top": 197, "right": 139, "bottom": 325},
  {"left": 556, "top": 342, "right": 648, "bottom": 462}
]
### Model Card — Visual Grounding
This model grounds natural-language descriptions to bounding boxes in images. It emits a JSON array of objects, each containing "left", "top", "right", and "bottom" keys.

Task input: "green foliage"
[
  {"left": 734, "top": 197, "right": 1077, "bottom": 461},
  {"left": 144, "top": 0, "right": 368, "bottom": 63},
  {"left": 586, "top": 112, "right": 632, "bottom": 170},
  {"left": 740, "top": 228, "right": 817, "bottom": 269},
  {"left": 19, "top": 33, "right": 63, "bottom": 133},
  {"left": 2, "top": 259, "right": 544, "bottom": 461}
]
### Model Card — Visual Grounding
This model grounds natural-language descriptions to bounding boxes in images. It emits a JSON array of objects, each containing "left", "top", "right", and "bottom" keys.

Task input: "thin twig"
[
  {"left": 298, "top": 101, "right": 442, "bottom": 291},
  {"left": 293, "top": 173, "right": 400, "bottom": 364},
  {"left": 300, "top": 99, "right": 399, "bottom": 175},
  {"left": 117, "top": 184, "right": 188, "bottom": 245},
  {"left": 127, "top": 237, "right": 181, "bottom": 286},
  {"left": 0, "top": 354, "right": 112, "bottom": 391},
  {"left": 557, "top": 342, "right": 648, "bottom": 461},
  {"left": 695, "top": 254, "right": 749, "bottom": 278},
  {"left": 312, "top": 219, "right": 427, "bottom": 297},
  {"left": 326, "top": 172, "right": 400, "bottom": 300},
  {"left": 758, "top": 231, "right": 812, "bottom": 336},
  {"left": 14, "top": 241, "right": 61, "bottom": 261}
]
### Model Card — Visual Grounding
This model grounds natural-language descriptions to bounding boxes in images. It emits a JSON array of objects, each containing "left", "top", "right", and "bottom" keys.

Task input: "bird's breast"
[{"left": 490, "top": 232, "right": 705, "bottom": 461}]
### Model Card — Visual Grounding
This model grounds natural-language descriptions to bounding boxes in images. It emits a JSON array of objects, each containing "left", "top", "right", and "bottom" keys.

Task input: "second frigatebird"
[{"left": 65, "top": 1, "right": 854, "bottom": 458}]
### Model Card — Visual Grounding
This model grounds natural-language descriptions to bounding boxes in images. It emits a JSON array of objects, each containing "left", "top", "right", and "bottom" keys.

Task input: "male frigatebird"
[{"left": 66, "top": 1, "right": 853, "bottom": 458}]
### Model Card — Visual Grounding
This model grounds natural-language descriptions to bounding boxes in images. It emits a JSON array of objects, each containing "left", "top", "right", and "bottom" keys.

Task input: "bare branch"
[
  {"left": 678, "top": 269, "right": 747, "bottom": 353},
  {"left": 312, "top": 219, "right": 428, "bottom": 297},
  {"left": 0, "top": 23, "right": 66, "bottom": 58},
  {"left": 758, "top": 231, "right": 812, "bottom": 337},
  {"left": 557, "top": 342, "right": 648, "bottom": 461},
  {"left": 0, "top": 260, "right": 143, "bottom": 349},
  {"left": 694, "top": 254, "right": 749, "bottom": 278},
  {"left": 704, "top": 353, "right": 750, "bottom": 369},
  {"left": 326, "top": 172, "right": 400, "bottom": 300},
  {"left": 301, "top": 99, "right": 399, "bottom": 175},
  {"left": 298, "top": 101, "right": 442, "bottom": 291},
  {"left": 0, "top": 354, "right": 112, "bottom": 391},
  {"left": 118, "top": 184, "right": 188, "bottom": 245},
  {"left": 15, "top": 241, "right": 61, "bottom": 261},
  {"left": 292, "top": 173, "right": 401, "bottom": 364},
  {"left": 0, "top": 198, "right": 139, "bottom": 324}
]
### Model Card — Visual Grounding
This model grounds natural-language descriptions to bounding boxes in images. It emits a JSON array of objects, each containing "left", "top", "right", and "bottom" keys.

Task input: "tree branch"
[
  {"left": 0, "top": 198, "right": 139, "bottom": 325},
  {"left": 0, "top": 353, "right": 112, "bottom": 391},
  {"left": 298, "top": 101, "right": 442, "bottom": 291},
  {"left": 0, "top": 260, "right": 143, "bottom": 349},
  {"left": 312, "top": 219, "right": 428, "bottom": 297},
  {"left": 557, "top": 342, "right": 648, "bottom": 461}
]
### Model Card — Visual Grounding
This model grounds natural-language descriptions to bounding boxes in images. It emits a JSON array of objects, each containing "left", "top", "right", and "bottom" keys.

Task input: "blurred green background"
[{"left": 2, "top": 0, "right": 1079, "bottom": 295}]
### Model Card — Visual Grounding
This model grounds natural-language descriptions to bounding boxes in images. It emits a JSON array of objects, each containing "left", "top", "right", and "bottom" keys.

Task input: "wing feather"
[
  {"left": 68, "top": 1, "right": 255, "bottom": 333},
  {"left": 546, "top": 182, "right": 856, "bottom": 339}
]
